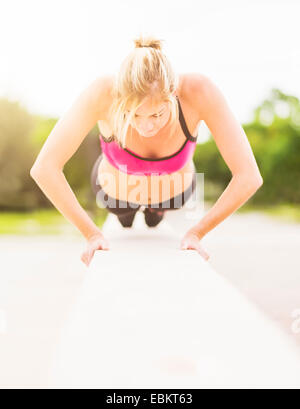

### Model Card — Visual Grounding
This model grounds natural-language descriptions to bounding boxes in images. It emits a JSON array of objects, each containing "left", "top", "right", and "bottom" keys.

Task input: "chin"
[{"left": 141, "top": 131, "right": 157, "bottom": 137}]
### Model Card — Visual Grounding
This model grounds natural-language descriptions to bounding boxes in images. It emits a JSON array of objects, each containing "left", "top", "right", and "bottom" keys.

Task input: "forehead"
[{"left": 135, "top": 97, "right": 168, "bottom": 115}]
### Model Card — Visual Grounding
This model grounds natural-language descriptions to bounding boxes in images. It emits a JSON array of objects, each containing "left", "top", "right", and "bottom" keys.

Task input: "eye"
[{"left": 134, "top": 112, "right": 164, "bottom": 118}]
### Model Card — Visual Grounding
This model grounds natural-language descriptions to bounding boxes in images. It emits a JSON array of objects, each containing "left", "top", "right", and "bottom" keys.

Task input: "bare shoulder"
[
  {"left": 179, "top": 72, "right": 215, "bottom": 119},
  {"left": 84, "top": 74, "right": 115, "bottom": 119}
]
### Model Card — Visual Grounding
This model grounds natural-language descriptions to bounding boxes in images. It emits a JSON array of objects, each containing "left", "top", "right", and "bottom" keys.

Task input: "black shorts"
[{"left": 90, "top": 154, "right": 196, "bottom": 216}]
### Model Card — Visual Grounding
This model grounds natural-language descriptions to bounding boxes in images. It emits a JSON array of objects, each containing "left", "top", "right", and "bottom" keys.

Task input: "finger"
[
  {"left": 87, "top": 248, "right": 95, "bottom": 265},
  {"left": 181, "top": 242, "right": 190, "bottom": 250},
  {"left": 180, "top": 238, "right": 190, "bottom": 249},
  {"left": 81, "top": 249, "right": 91, "bottom": 267},
  {"left": 81, "top": 252, "right": 89, "bottom": 267},
  {"left": 101, "top": 239, "right": 110, "bottom": 250},
  {"left": 196, "top": 245, "right": 210, "bottom": 261},
  {"left": 95, "top": 243, "right": 109, "bottom": 251},
  {"left": 199, "top": 250, "right": 210, "bottom": 261}
]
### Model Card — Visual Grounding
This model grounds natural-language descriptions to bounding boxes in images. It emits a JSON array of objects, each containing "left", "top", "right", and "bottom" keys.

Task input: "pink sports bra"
[{"left": 99, "top": 95, "right": 198, "bottom": 176}]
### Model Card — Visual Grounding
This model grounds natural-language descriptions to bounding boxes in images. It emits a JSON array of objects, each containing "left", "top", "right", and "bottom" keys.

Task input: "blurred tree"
[
  {"left": 0, "top": 98, "right": 43, "bottom": 210},
  {"left": 194, "top": 88, "right": 300, "bottom": 205},
  {"left": 244, "top": 89, "right": 300, "bottom": 204},
  {"left": 0, "top": 98, "right": 101, "bottom": 211}
]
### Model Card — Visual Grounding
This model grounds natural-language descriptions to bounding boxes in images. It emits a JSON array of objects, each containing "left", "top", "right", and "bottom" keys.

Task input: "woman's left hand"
[{"left": 180, "top": 230, "right": 210, "bottom": 261}]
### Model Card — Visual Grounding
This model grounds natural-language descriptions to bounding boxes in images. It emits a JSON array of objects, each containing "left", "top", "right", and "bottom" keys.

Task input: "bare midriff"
[{"left": 97, "top": 155, "right": 196, "bottom": 205}]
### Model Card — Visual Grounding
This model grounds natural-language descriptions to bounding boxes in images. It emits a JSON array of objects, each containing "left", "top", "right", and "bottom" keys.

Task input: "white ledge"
[{"left": 50, "top": 212, "right": 300, "bottom": 388}]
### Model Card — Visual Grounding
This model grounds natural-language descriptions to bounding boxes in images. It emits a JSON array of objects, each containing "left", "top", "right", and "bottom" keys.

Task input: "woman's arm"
[
  {"left": 185, "top": 74, "right": 263, "bottom": 240},
  {"left": 30, "top": 76, "right": 112, "bottom": 240}
]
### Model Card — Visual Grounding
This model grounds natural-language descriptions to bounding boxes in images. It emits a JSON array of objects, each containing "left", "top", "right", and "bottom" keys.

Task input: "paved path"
[{"left": 0, "top": 206, "right": 299, "bottom": 388}]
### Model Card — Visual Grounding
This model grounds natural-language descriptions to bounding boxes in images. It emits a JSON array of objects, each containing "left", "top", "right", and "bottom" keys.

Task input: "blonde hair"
[{"left": 107, "top": 35, "right": 179, "bottom": 148}]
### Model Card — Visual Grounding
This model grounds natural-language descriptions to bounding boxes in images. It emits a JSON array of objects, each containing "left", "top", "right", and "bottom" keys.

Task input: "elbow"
[
  {"left": 234, "top": 172, "right": 263, "bottom": 192},
  {"left": 30, "top": 165, "right": 40, "bottom": 180},
  {"left": 30, "top": 161, "right": 62, "bottom": 180},
  {"left": 30, "top": 162, "right": 47, "bottom": 180},
  {"left": 30, "top": 164, "right": 51, "bottom": 181},
  {"left": 252, "top": 174, "right": 263, "bottom": 190},
  {"left": 247, "top": 174, "right": 263, "bottom": 194}
]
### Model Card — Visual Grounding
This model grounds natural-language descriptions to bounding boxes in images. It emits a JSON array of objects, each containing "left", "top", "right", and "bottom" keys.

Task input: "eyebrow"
[{"left": 135, "top": 107, "right": 165, "bottom": 117}]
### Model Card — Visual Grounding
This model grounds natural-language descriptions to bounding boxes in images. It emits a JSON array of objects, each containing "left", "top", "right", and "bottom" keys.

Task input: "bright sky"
[{"left": 1, "top": 0, "right": 299, "bottom": 141}]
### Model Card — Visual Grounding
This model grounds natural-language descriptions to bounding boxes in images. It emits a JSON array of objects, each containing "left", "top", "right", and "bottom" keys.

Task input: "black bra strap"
[{"left": 176, "top": 95, "right": 197, "bottom": 142}]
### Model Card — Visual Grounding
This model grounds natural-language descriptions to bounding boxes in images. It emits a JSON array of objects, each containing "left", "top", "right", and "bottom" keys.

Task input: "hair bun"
[{"left": 133, "top": 35, "right": 164, "bottom": 51}]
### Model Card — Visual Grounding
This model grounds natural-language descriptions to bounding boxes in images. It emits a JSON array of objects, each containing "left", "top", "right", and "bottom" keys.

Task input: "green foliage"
[
  {"left": 30, "top": 114, "right": 57, "bottom": 145},
  {"left": 0, "top": 98, "right": 42, "bottom": 210},
  {"left": 0, "top": 208, "right": 108, "bottom": 235},
  {"left": 194, "top": 88, "right": 300, "bottom": 205},
  {"left": 0, "top": 97, "right": 102, "bottom": 211}
]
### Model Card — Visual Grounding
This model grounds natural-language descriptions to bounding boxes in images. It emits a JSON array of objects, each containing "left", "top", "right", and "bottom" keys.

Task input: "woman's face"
[{"left": 130, "top": 96, "right": 171, "bottom": 138}]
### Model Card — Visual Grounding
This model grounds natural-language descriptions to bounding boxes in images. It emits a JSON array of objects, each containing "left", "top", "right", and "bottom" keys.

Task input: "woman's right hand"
[{"left": 81, "top": 231, "right": 110, "bottom": 267}]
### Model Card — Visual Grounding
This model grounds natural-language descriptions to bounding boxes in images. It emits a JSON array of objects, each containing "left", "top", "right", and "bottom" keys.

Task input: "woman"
[{"left": 30, "top": 35, "right": 263, "bottom": 267}]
